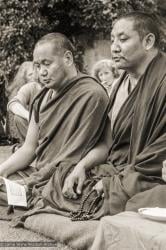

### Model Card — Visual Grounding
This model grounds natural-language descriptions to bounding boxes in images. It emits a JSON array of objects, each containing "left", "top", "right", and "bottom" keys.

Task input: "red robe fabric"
[
  {"left": 10, "top": 73, "right": 109, "bottom": 224},
  {"left": 102, "top": 52, "right": 166, "bottom": 215}
]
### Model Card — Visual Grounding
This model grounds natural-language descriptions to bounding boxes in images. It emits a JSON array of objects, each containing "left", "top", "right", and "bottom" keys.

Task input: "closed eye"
[
  {"left": 119, "top": 38, "right": 128, "bottom": 42},
  {"left": 43, "top": 60, "right": 51, "bottom": 66}
]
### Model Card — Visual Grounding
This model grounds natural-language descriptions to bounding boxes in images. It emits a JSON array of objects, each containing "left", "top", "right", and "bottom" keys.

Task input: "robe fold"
[
  {"left": 10, "top": 73, "right": 109, "bottom": 224},
  {"left": 26, "top": 74, "right": 109, "bottom": 186},
  {"left": 102, "top": 52, "right": 166, "bottom": 215}
]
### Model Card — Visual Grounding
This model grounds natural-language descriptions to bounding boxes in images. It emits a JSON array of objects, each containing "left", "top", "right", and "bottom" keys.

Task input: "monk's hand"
[
  {"left": 93, "top": 180, "right": 104, "bottom": 196},
  {"left": 162, "top": 160, "right": 166, "bottom": 182},
  {"left": 0, "top": 168, "right": 8, "bottom": 187},
  {"left": 0, "top": 167, "right": 8, "bottom": 178},
  {"left": 62, "top": 165, "right": 86, "bottom": 199},
  {"left": 0, "top": 176, "right": 5, "bottom": 187}
]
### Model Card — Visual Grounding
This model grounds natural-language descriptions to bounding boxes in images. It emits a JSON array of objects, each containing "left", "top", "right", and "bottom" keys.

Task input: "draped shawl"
[{"left": 102, "top": 52, "right": 166, "bottom": 215}]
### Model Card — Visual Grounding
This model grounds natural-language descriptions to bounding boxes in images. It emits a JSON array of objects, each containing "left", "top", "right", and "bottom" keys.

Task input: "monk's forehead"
[
  {"left": 33, "top": 42, "right": 61, "bottom": 61},
  {"left": 111, "top": 18, "right": 135, "bottom": 35}
]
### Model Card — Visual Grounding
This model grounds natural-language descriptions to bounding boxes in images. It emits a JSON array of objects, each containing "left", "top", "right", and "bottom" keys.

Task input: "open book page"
[{"left": 3, "top": 178, "right": 27, "bottom": 207}]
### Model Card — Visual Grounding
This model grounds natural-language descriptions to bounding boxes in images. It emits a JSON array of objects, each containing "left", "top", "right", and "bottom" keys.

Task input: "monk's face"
[
  {"left": 111, "top": 18, "right": 147, "bottom": 72},
  {"left": 33, "top": 42, "right": 68, "bottom": 90}
]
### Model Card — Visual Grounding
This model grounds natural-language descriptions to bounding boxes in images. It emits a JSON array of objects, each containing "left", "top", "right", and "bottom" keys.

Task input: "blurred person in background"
[
  {"left": 91, "top": 59, "right": 122, "bottom": 96},
  {"left": 7, "top": 61, "right": 42, "bottom": 150}
]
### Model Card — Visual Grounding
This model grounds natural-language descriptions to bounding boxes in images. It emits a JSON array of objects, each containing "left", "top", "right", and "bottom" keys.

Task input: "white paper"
[{"left": 3, "top": 178, "right": 27, "bottom": 207}]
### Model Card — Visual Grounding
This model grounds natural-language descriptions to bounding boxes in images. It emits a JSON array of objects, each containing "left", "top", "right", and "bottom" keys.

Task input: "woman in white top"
[{"left": 8, "top": 61, "right": 43, "bottom": 145}]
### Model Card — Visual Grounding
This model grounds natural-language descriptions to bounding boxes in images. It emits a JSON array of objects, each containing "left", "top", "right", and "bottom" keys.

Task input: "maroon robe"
[{"left": 102, "top": 52, "right": 166, "bottom": 215}]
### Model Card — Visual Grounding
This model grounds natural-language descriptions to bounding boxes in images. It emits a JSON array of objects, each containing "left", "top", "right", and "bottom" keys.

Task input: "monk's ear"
[
  {"left": 143, "top": 33, "right": 156, "bottom": 50},
  {"left": 63, "top": 51, "right": 73, "bottom": 66}
]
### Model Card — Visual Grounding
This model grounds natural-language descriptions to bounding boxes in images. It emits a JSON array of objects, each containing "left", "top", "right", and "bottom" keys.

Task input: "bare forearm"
[
  {"left": 0, "top": 109, "right": 39, "bottom": 178},
  {"left": 78, "top": 142, "right": 109, "bottom": 171},
  {"left": 0, "top": 145, "right": 35, "bottom": 177},
  {"left": 9, "top": 103, "right": 29, "bottom": 121}
]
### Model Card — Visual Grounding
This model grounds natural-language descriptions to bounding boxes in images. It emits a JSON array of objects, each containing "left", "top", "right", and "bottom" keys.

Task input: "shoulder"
[
  {"left": 19, "top": 82, "right": 40, "bottom": 93},
  {"left": 74, "top": 75, "right": 108, "bottom": 100},
  {"left": 25, "top": 81, "right": 40, "bottom": 88},
  {"left": 18, "top": 82, "right": 34, "bottom": 91}
]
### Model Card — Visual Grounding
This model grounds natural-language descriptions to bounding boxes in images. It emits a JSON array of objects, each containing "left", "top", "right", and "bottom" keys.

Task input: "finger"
[
  {"left": 162, "top": 168, "right": 165, "bottom": 175},
  {"left": 96, "top": 190, "right": 102, "bottom": 196},
  {"left": 0, "top": 177, "right": 5, "bottom": 186},
  {"left": 71, "top": 192, "right": 78, "bottom": 199},
  {"left": 163, "top": 161, "right": 166, "bottom": 168},
  {"left": 23, "top": 185, "right": 28, "bottom": 192},
  {"left": 64, "top": 191, "right": 77, "bottom": 199},
  {"left": 162, "top": 167, "right": 166, "bottom": 175},
  {"left": 162, "top": 167, "right": 166, "bottom": 176},
  {"left": 93, "top": 181, "right": 104, "bottom": 195},
  {"left": 62, "top": 181, "right": 68, "bottom": 195},
  {"left": 163, "top": 174, "right": 166, "bottom": 182},
  {"left": 76, "top": 178, "right": 84, "bottom": 194},
  {"left": 162, "top": 168, "right": 166, "bottom": 179},
  {"left": 92, "top": 185, "right": 98, "bottom": 191},
  {"left": 64, "top": 185, "right": 77, "bottom": 199},
  {"left": 62, "top": 178, "right": 71, "bottom": 195},
  {"left": 63, "top": 182, "right": 77, "bottom": 199},
  {"left": 92, "top": 185, "right": 101, "bottom": 195},
  {"left": 162, "top": 168, "right": 166, "bottom": 181}
]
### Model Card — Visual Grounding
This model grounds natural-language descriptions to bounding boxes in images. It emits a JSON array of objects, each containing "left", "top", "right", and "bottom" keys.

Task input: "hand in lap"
[
  {"left": 162, "top": 160, "right": 166, "bottom": 182},
  {"left": 62, "top": 165, "right": 86, "bottom": 199},
  {"left": 93, "top": 180, "right": 104, "bottom": 196}
]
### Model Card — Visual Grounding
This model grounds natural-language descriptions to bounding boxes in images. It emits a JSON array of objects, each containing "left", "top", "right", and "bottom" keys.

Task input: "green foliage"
[
  {"left": 42, "top": 0, "right": 159, "bottom": 35},
  {"left": 0, "top": 0, "right": 55, "bottom": 81},
  {"left": 0, "top": 0, "right": 165, "bottom": 84}
]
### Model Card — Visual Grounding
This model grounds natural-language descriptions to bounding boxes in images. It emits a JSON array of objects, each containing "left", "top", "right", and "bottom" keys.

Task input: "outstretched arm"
[
  {"left": 8, "top": 82, "right": 36, "bottom": 121},
  {"left": 0, "top": 111, "right": 38, "bottom": 178}
]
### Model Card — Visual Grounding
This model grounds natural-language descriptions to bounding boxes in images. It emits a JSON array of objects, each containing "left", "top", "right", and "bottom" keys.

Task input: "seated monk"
[
  {"left": 62, "top": 12, "right": 166, "bottom": 216},
  {"left": 0, "top": 33, "right": 109, "bottom": 218}
]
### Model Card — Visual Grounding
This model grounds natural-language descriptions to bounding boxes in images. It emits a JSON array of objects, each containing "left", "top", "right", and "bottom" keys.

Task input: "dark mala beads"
[{"left": 70, "top": 189, "right": 103, "bottom": 221}]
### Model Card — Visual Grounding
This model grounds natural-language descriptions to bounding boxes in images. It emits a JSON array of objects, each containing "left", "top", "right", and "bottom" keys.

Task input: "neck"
[
  {"left": 67, "top": 66, "right": 78, "bottom": 80},
  {"left": 128, "top": 49, "right": 158, "bottom": 81}
]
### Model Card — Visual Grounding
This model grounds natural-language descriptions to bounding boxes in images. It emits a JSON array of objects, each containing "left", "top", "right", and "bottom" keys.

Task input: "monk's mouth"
[
  {"left": 113, "top": 57, "right": 123, "bottom": 62},
  {"left": 42, "top": 79, "right": 50, "bottom": 84}
]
